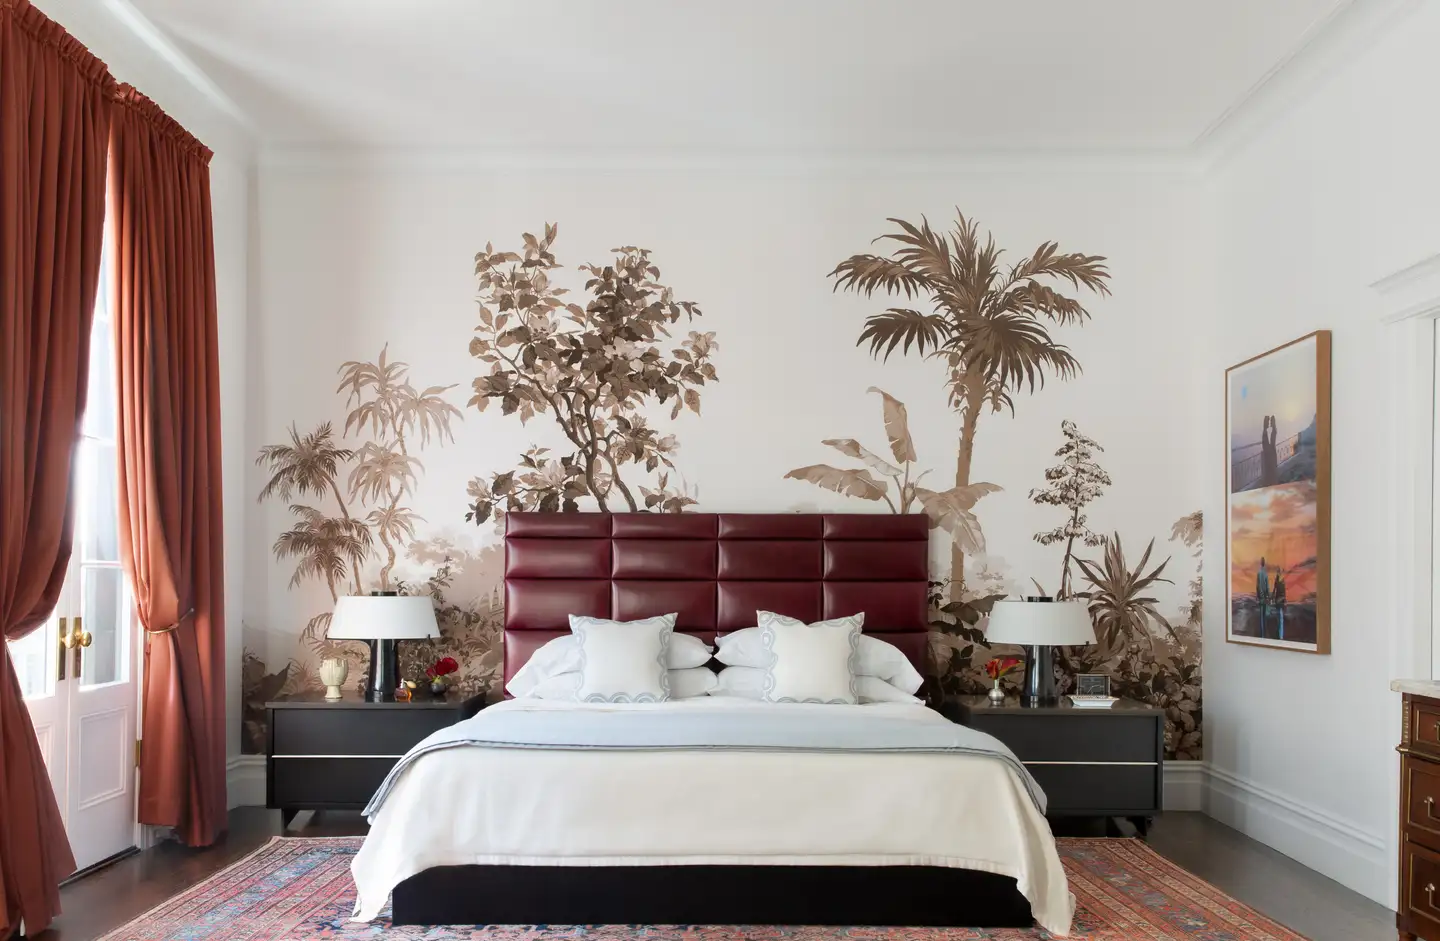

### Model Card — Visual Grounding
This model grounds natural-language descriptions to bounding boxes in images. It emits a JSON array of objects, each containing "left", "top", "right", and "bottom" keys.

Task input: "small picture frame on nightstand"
[{"left": 1074, "top": 673, "right": 1111, "bottom": 698}]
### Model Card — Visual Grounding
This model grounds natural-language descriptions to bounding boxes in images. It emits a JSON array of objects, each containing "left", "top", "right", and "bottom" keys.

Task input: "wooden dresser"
[{"left": 1397, "top": 684, "right": 1440, "bottom": 941}]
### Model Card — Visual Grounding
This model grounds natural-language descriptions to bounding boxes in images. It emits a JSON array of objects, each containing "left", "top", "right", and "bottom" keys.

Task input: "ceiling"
[{"left": 122, "top": 0, "right": 1352, "bottom": 156}]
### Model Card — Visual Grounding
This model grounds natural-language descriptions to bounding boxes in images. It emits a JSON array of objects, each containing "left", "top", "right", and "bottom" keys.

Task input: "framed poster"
[{"left": 1225, "top": 331, "right": 1331, "bottom": 653}]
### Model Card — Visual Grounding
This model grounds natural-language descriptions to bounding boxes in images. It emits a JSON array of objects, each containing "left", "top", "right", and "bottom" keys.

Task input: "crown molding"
[
  {"left": 1191, "top": 0, "right": 1424, "bottom": 172},
  {"left": 257, "top": 145, "right": 1203, "bottom": 177},
  {"left": 98, "top": 0, "right": 254, "bottom": 135}
]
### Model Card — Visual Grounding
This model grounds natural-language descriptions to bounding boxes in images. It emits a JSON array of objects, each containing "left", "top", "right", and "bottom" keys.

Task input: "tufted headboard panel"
[{"left": 502, "top": 512, "right": 931, "bottom": 688}]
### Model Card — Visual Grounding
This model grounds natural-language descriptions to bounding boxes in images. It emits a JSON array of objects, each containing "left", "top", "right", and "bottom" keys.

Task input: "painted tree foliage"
[
  {"left": 466, "top": 224, "right": 716, "bottom": 521},
  {"left": 247, "top": 351, "right": 499, "bottom": 751},
  {"left": 785, "top": 386, "right": 1000, "bottom": 554},
  {"left": 831, "top": 212, "right": 1110, "bottom": 597},
  {"left": 1029, "top": 420, "right": 1111, "bottom": 598}
]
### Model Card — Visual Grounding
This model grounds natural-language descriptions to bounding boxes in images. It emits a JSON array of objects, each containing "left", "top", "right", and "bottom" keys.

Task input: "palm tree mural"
[{"left": 831, "top": 212, "right": 1110, "bottom": 598}]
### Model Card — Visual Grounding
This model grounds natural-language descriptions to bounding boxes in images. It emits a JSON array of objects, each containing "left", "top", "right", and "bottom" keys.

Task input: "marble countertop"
[{"left": 1391, "top": 679, "right": 1440, "bottom": 696}]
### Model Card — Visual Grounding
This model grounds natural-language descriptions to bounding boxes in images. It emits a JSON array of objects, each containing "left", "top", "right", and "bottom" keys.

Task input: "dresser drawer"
[
  {"left": 269, "top": 757, "right": 398, "bottom": 808},
  {"left": 1404, "top": 839, "right": 1440, "bottom": 937},
  {"left": 967, "top": 714, "right": 1160, "bottom": 764},
  {"left": 271, "top": 707, "right": 459, "bottom": 757},
  {"left": 1027, "top": 763, "right": 1160, "bottom": 815},
  {"left": 1411, "top": 699, "right": 1440, "bottom": 759},
  {"left": 1405, "top": 756, "right": 1440, "bottom": 842}
]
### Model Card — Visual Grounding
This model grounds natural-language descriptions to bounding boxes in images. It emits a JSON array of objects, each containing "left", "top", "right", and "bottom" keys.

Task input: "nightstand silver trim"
[
  {"left": 271, "top": 754, "right": 406, "bottom": 759},
  {"left": 1025, "top": 755, "right": 1157, "bottom": 760}
]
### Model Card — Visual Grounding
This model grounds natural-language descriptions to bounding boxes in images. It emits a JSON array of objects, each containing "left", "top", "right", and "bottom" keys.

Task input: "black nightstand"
[
  {"left": 266, "top": 691, "right": 485, "bottom": 828},
  {"left": 939, "top": 695, "right": 1164, "bottom": 835}
]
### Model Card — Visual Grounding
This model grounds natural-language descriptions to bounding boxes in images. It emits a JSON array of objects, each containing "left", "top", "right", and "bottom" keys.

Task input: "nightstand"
[
  {"left": 939, "top": 695, "right": 1164, "bottom": 835},
  {"left": 266, "top": 691, "right": 485, "bottom": 828}
]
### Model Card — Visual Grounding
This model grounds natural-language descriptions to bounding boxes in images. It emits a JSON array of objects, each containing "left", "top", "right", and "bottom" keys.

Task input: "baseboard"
[
  {"left": 1162, "top": 761, "right": 1205, "bottom": 811},
  {"left": 1203, "top": 763, "right": 1390, "bottom": 905},
  {"left": 226, "top": 754, "right": 266, "bottom": 808}
]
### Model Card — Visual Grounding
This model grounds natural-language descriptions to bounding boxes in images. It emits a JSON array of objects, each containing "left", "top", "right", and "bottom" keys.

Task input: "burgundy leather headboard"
[{"left": 503, "top": 512, "right": 931, "bottom": 687}]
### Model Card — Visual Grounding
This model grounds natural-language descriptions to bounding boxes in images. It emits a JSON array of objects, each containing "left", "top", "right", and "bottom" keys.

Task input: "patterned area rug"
[{"left": 96, "top": 836, "right": 1308, "bottom": 940}]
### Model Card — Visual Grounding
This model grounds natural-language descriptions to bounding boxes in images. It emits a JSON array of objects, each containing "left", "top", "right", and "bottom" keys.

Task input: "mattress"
[{"left": 351, "top": 697, "right": 1074, "bottom": 936}]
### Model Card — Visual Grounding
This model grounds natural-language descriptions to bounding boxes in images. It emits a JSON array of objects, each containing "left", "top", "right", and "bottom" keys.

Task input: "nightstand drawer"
[
  {"left": 1411, "top": 699, "right": 1440, "bottom": 760},
  {"left": 271, "top": 707, "right": 459, "bottom": 756},
  {"left": 1027, "top": 763, "right": 1160, "bottom": 815},
  {"left": 270, "top": 757, "right": 398, "bottom": 807},
  {"left": 968, "top": 714, "right": 1159, "bottom": 764}
]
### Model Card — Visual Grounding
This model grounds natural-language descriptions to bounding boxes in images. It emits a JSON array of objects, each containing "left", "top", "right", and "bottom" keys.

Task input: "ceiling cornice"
[
  {"left": 107, "top": 0, "right": 1419, "bottom": 175},
  {"left": 99, "top": 0, "right": 254, "bottom": 134},
  {"left": 1191, "top": 0, "right": 1424, "bottom": 172},
  {"left": 256, "top": 146, "right": 1204, "bottom": 176}
]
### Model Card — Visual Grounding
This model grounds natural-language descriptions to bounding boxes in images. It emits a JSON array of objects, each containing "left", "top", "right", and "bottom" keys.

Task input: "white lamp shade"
[
  {"left": 327, "top": 594, "right": 439, "bottom": 640},
  {"left": 985, "top": 599, "right": 1094, "bottom": 646}
]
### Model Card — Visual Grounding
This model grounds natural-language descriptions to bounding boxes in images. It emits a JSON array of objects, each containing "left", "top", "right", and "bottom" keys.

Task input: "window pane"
[
  {"left": 83, "top": 311, "right": 116, "bottom": 441},
  {"left": 80, "top": 566, "right": 125, "bottom": 687},
  {"left": 82, "top": 440, "right": 120, "bottom": 563},
  {"left": 7, "top": 629, "right": 51, "bottom": 699}
]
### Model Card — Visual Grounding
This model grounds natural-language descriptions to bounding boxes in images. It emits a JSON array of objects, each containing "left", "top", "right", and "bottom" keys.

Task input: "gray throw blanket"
[{"left": 363, "top": 701, "right": 1046, "bottom": 818}]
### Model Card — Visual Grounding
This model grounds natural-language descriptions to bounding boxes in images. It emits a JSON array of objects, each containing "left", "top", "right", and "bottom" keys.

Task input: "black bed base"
[{"left": 391, "top": 864, "right": 1034, "bottom": 927}]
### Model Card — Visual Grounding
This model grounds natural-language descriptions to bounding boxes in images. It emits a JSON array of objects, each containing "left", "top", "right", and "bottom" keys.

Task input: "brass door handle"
[
  {"left": 1426, "top": 882, "right": 1436, "bottom": 908},
  {"left": 1425, "top": 797, "right": 1440, "bottom": 822},
  {"left": 56, "top": 616, "right": 69, "bottom": 682},
  {"left": 69, "top": 616, "right": 87, "bottom": 678}
]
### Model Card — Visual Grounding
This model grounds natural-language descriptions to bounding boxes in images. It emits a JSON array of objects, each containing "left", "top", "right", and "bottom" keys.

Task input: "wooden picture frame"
[{"left": 1224, "top": 331, "right": 1331, "bottom": 654}]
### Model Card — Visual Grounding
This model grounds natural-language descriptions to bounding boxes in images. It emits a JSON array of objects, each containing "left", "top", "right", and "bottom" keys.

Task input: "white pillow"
[
  {"left": 713, "top": 666, "right": 920, "bottom": 704},
  {"left": 570, "top": 613, "right": 675, "bottom": 703},
  {"left": 758, "top": 610, "right": 860, "bottom": 704},
  {"left": 507, "top": 630, "right": 712, "bottom": 698},
  {"left": 529, "top": 667, "right": 717, "bottom": 700},
  {"left": 716, "top": 625, "right": 923, "bottom": 694}
]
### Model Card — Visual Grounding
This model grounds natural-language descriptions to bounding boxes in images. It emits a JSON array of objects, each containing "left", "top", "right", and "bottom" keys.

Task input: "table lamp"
[
  {"left": 985, "top": 597, "right": 1094, "bottom": 706},
  {"left": 328, "top": 593, "right": 439, "bottom": 702}
]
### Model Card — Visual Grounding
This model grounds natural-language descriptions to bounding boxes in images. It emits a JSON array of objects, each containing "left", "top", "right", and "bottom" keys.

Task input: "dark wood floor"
[{"left": 32, "top": 810, "right": 1394, "bottom": 941}]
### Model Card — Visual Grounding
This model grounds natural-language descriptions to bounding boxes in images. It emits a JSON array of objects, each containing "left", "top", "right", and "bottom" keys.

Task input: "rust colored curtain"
[
  {"left": 0, "top": 0, "right": 115, "bottom": 935},
  {"left": 110, "top": 86, "right": 226, "bottom": 847}
]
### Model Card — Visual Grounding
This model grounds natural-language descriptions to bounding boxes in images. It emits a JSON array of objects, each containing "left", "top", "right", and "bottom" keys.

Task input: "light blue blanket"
[{"left": 362, "top": 702, "right": 1046, "bottom": 818}]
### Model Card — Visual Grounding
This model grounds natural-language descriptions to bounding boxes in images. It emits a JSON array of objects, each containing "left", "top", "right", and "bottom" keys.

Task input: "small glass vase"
[{"left": 987, "top": 679, "right": 1006, "bottom": 704}]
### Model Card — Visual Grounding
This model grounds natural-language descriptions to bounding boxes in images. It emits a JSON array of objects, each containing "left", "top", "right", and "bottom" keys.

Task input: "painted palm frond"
[
  {"left": 255, "top": 422, "right": 353, "bottom": 503},
  {"left": 1074, "top": 534, "right": 1176, "bottom": 655},
  {"left": 832, "top": 209, "right": 1110, "bottom": 600},
  {"left": 867, "top": 386, "right": 917, "bottom": 464},
  {"left": 366, "top": 504, "right": 422, "bottom": 545},
  {"left": 272, "top": 505, "right": 374, "bottom": 598},
  {"left": 783, "top": 464, "right": 887, "bottom": 501},
  {"left": 1170, "top": 510, "right": 1203, "bottom": 548},
  {"left": 346, "top": 442, "right": 421, "bottom": 503}
]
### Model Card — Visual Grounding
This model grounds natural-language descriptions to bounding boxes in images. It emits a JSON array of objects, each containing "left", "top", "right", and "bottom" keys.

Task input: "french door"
[{"left": 7, "top": 265, "right": 137, "bottom": 872}]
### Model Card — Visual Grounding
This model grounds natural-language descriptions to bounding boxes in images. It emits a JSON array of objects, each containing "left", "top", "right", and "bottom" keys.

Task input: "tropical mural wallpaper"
[{"left": 244, "top": 213, "right": 1203, "bottom": 762}]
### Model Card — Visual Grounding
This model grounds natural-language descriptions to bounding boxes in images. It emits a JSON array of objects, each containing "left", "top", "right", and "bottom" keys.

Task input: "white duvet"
[{"left": 351, "top": 697, "right": 1073, "bottom": 936}]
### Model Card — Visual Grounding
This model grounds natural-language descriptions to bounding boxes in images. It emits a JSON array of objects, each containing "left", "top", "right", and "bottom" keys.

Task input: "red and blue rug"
[{"left": 95, "top": 837, "right": 1308, "bottom": 940}]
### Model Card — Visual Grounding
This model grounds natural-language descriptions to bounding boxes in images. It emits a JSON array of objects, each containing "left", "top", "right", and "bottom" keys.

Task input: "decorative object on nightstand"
[
  {"left": 1070, "top": 672, "right": 1117, "bottom": 708},
  {"left": 985, "top": 597, "right": 1094, "bottom": 706},
  {"left": 318, "top": 658, "right": 348, "bottom": 701},
  {"left": 939, "top": 694, "right": 1163, "bottom": 834},
  {"left": 327, "top": 593, "right": 439, "bottom": 702},
  {"left": 266, "top": 691, "right": 484, "bottom": 829},
  {"left": 984, "top": 656, "right": 1023, "bottom": 704},
  {"left": 426, "top": 656, "right": 459, "bottom": 698}
]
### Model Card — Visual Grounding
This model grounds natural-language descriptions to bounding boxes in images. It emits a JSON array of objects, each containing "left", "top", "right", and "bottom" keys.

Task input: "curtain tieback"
[{"left": 147, "top": 607, "right": 195, "bottom": 635}]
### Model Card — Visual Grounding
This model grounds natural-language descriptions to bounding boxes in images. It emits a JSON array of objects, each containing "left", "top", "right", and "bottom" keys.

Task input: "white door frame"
[{"left": 1372, "top": 251, "right": 1440, "bottom": 910}]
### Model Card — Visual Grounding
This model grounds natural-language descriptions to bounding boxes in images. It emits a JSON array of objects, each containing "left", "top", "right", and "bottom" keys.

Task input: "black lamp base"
[
  {"left": 1020, "top": 643, "right": 1059, "bottom": 707},
  {"left": 365, "top": 638, "right": 401, "bottom": 702}
]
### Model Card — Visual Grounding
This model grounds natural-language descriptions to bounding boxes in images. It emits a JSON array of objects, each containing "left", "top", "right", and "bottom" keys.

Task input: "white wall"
[
  {"left": 1200, "top": 0, "right": 1440, "bottom": 906},
  {"left": 32, "top": 0, "right": 256, "bottom": 791}
]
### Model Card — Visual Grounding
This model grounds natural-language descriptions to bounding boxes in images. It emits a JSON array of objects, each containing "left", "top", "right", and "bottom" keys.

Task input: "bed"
[{"left": 350, "top": 512, "right": 1073, "bottom": 934}]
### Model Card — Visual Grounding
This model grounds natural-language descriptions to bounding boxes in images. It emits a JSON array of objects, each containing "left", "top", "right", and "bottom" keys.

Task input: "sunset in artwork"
[{"left": 1229, "top": 482, "right": 1318, "bottom": 600}]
